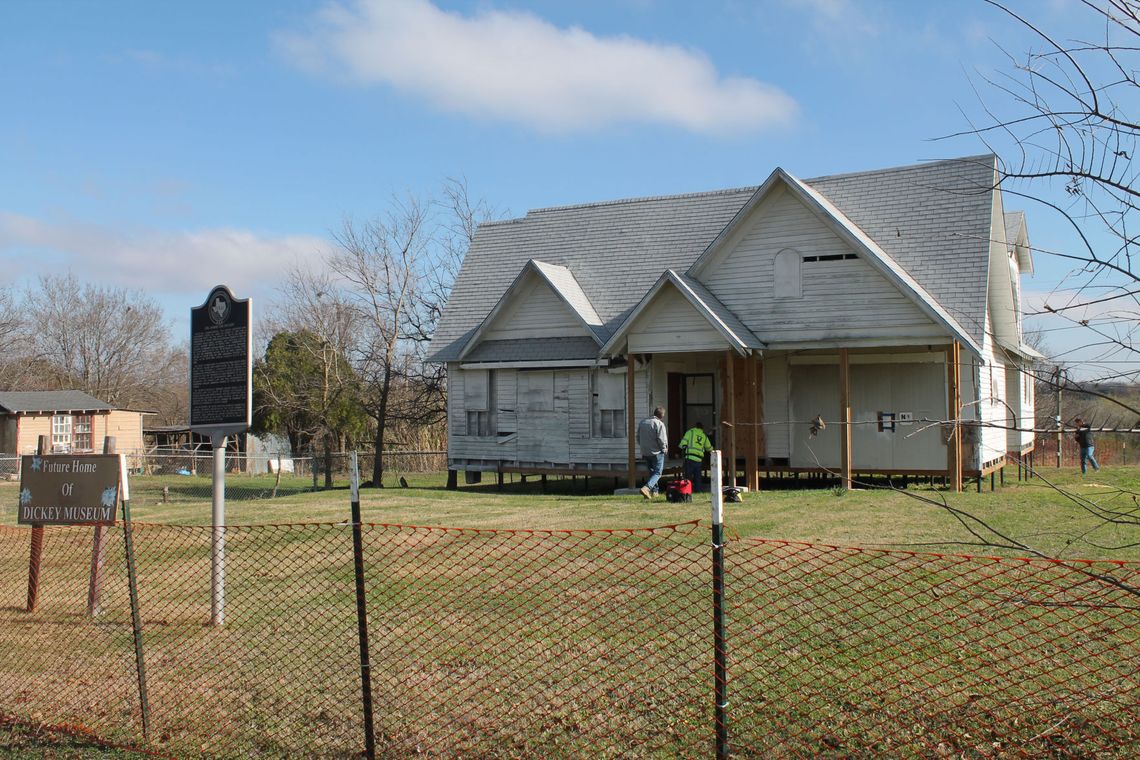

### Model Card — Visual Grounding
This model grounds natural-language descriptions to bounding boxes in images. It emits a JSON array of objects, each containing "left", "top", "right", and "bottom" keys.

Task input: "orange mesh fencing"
[
  {"left": 0, "top": 521, "right": 1135, "bottom": 757},
  {"left": 727, "top": 540, "right": 1139, "bottom": 758}
]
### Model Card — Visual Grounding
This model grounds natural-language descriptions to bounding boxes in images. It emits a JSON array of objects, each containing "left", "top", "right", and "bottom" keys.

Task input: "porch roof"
[{"left": 599, "top": 269, "right": 766, "bottom": 357}]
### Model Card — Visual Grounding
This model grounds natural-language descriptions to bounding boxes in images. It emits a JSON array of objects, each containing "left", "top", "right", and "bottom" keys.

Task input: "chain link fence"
[
  {"left": 0, "top": 451, "right": 449, "bottom": 506},
  {"left": 0, "top": 520, "right": 1136, "bottom": 757}
]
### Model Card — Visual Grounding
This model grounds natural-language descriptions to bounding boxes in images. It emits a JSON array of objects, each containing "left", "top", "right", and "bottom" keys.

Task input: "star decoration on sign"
[
  {"left": 30, "top": 457, "right": 42, "bottom": 472},
  {"left": 19, "top": 488, "right": 31, "bottom": 506}
]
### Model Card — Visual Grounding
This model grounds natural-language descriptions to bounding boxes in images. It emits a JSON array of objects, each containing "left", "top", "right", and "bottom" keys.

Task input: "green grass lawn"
[
  {"left": 0, "top": 464, "right": 1135, "bottom": 757},
  {"left": 5, "top": 463, "right": 1132, "bottom": 559}
]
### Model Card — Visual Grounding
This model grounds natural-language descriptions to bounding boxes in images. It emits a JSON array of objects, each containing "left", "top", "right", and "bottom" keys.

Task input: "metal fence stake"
[
  {"left": 120, "top": 455, "right": 151, "bottom": 741},
  {"left": 350, "top": 452, "right": 376, "bottom": 759},
  {"left": 711, "top": 450, "right": 729, "bottom": 760}
]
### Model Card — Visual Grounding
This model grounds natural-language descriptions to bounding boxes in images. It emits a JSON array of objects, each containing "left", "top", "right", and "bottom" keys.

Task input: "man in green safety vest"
[{"left": 678, "top": 421, "right": 713, "bottom": 492}]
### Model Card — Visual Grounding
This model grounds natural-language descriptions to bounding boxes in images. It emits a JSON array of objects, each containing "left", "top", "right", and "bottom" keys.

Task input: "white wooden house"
[{"left": 427, "top": 155, "right": 1038, "bottom": 491}]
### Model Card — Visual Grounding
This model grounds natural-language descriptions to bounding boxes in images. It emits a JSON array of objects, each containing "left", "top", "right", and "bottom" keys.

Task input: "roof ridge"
[
  {"left": 804, "top": 153, "right": 996, "bottom": 184},
  {"left": 527, "top": 185, "right": 759, "bottom": 215}
]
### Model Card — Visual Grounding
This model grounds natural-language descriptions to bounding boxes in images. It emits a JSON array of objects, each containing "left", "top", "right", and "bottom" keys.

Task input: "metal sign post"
[{"left": 190, "top": 285, "right": 252, "bottom": 627}]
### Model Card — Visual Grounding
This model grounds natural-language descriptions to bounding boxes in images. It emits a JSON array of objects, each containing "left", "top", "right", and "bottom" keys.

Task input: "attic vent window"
[
  {"left": 802, "top": 253, "right": 857, "bottom": 263},
  {"left": 773, "top": 248, "right": 802, "bottom": 299}
]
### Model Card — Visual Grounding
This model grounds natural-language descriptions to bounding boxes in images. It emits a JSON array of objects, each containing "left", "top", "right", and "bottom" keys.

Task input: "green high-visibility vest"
[{"left": 679, "top": 427, "right": 712, "bottom": 462}]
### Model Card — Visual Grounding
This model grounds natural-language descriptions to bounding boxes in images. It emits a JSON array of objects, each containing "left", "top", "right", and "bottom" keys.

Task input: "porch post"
[
  {"left": 724, "top": 350, "right": 737, "bottom": 488},
  {"left": 626, "top": 353, "right": 637, "bottom": 489},
  {"left": 746, "top": 353, "right": 759, "bottom": 491},
  {"left": 946, "top": 340, "right": 963, "bottom": 492},
  {"left": 839, "top": 348, "right": 853, "bottom": 490}
]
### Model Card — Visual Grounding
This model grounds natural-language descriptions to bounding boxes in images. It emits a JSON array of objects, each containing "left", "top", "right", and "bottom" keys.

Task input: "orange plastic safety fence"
[
  {"left": 727, "top": 539, "right": 1139, "bottom": 758},
  {"left": 0, "top": 522, "right": 1135, "bottom": 758}
]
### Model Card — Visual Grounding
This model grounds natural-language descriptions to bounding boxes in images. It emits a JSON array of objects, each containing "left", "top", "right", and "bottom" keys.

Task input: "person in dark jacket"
[
  {"left": 1073, "top": 418, "right": 1100, "bottom": 474},
  {"left": 678, "top": 421, "right": 713, "bottom": 491}
]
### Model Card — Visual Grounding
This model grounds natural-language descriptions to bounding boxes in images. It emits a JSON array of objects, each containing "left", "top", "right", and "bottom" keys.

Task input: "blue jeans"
[
  {"left": 1080, "top": 446, "right": 1100, "bottom": 473},
  {"left": 644, "top": 452, "right": 665, "bottom": 494},
  {"left": 683, "top": 458, "right": 703, "bottom": 492}
]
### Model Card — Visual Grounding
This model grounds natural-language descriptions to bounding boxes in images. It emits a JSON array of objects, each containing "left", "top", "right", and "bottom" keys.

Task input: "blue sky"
[{"left": 0, "top": 0, "right": 1124, "bottom": 377}]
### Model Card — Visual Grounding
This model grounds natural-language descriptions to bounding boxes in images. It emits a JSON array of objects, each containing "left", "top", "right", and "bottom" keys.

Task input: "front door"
[{"left": 667, "top": 372, "right": 716, "bottom": 454}]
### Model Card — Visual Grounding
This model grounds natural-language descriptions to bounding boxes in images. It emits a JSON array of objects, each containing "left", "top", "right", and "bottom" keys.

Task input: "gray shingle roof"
[
  {"left": 462, "top": 337, "right": 602, "bottom": 363},
  {"left": 0, "top": 390, "right": 115, "bottom": 414},
  {"left": 428, "top": 155, "right": 1001, "bottom": 361}
]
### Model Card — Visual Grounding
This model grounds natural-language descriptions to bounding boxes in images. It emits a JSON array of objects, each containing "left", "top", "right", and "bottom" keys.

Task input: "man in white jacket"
[{"left": 636, "top": 406, "right": 668, "bottom": 499}]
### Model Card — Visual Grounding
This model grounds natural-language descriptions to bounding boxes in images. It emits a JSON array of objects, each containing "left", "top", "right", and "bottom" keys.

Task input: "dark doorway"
[{"left": 667, "top": 372, "right": 716, "bottom": 453}]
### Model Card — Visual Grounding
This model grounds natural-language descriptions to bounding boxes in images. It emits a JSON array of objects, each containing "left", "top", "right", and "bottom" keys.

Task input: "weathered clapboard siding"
[
  {"left": 568, "top": 370, "right": 590, "bottom": 441},
  {"left": 496, "top": 370, "right": 518, "bottom": 434},
  {"left": 762, "top": 353, "right": 790, "bottom": 459},
  {"left": 627, "top": 286, "right": 729, "bottom": 353},
  {"left": 978, "top": 353, "right": 1008, "bottom": 467},
  {"left": 701, "top": 185, "right": 943, "bottom": 344},
  {"left": 483, "top": 273, "right": 590, "bottom": 341},
  {"left": 447, "top": 364, "right": 465, "bottom": 439}
]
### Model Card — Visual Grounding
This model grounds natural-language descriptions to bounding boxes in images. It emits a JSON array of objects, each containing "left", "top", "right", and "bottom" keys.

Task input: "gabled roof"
[
  {"left": 686, "top": 167, "right": 981, "bottom": 354},
  {"left": 600, "top": 270, "right": 765, "bottom": 356},
  {"left": 1004, "top": 210, "right": 1033, "bottom": 274},
  {"left": 0, "top": 390, "right": 115, "bottom": 414},
  {"left": 428, "top": 155, "right": 1005, "bottom": 362},
  {"left": 456, "top": 259, "right": 603, "bottom": 360}
]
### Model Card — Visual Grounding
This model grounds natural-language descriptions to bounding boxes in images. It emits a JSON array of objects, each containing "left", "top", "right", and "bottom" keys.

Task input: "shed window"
[
  {"left": 51, "top": 415, "right": 72, "bottom": 451},
  {"left": 773, "top": 249, "right": 802, "bottom": 298},
  {"left": 594, "top": 370, "right": 626, "bottom": 438},
  {"left": 73, "top": 415, "right": 93, "bottom": 451}
]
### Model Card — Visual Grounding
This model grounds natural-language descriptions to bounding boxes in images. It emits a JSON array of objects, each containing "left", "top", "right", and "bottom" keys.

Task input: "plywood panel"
[
  {"left": 763, "top": 353, "right": 790, "bottom": 458},
  {"left": 789, "top": 365, "right": 840, "bottom": 469}
]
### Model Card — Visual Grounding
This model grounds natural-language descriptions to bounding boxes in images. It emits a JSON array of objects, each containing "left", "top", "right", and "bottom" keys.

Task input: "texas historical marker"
[{"left": 190, "top": 284, "right": 252, "bottom": 431}]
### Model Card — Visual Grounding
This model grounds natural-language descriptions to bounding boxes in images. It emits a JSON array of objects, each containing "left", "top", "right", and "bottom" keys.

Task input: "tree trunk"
[
  {"left": 323, "top": 431, "right": 334, "bottom": 489},
  {"left": 370, "top": 367, "right": 393, "bottom": 487}
]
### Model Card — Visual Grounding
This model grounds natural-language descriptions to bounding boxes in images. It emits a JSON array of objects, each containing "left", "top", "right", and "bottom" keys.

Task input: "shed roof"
[
  {"left": 0, "top": 390, "right": 116, "bottom": 414},
  {"left": 429, "top": 155, "right": 1001, "bottom": 362}
]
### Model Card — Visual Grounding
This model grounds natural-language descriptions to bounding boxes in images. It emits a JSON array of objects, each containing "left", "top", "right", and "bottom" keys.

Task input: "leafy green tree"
[{"left": 252, "top": 330, "right": 367, "bottom": 487}]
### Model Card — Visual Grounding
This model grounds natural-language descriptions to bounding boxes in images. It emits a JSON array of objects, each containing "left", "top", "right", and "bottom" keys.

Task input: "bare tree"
[
  {"left": 959, "top": 0, "right": 1140, "bottom": 391},
  {"left": 327, "top": 198, "right": 434, "bottom": 487},
  {"left": 20, "top": 273, "right": 179, "bottom": 408}
]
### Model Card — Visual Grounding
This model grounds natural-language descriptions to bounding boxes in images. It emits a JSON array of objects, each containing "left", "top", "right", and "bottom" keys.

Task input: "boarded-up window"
[
  {"left": 464, "top": 370, "right": 489, "bottom": 411},
  {"left": 520, "top": 371, "right": 555, "bottom": 412},
  {"left": 773, "top": 248, "right": 801, "bottom": 298},
  {"left": 595, "top": 370, "right": 626, "bottom": 438},
  {"left": 463, "top": 369, "right": 492, "bottom": 436}
]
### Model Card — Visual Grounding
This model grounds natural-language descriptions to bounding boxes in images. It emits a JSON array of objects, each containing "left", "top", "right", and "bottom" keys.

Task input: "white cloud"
[
  {"left": 0, "top": 212, "right": 326, "bottom": 298},
  {"left": 276, "top": 0, "right": 798, "bottom": 135}
]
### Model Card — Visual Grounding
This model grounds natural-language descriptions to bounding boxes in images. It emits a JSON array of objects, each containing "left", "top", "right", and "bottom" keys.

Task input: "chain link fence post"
[
  {"left": 349, "top": 452, "right": 376, "bottom": 759},
  {"left": 711, "top": 450, "right": 729, "bottom": 759}
]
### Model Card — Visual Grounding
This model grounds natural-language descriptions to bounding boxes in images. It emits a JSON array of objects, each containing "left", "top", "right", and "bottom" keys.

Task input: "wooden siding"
[
  {"left": 483, "top": 272, "right": 590, "bottom": 341},
  {"left": 447, "top": 365, "right": 465, "bottom": 438},
  {"left": 7, "top": 410, "right": 145, "bottom": 455},
  {"left": 104, "top": 411, "right": 145, "bottom": 453},
  {"left": 627, "top": 286, "right": 729, "bottom": 353},
  {"left": 700, "top": 185, "right": 944, "bottom": 344}
]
